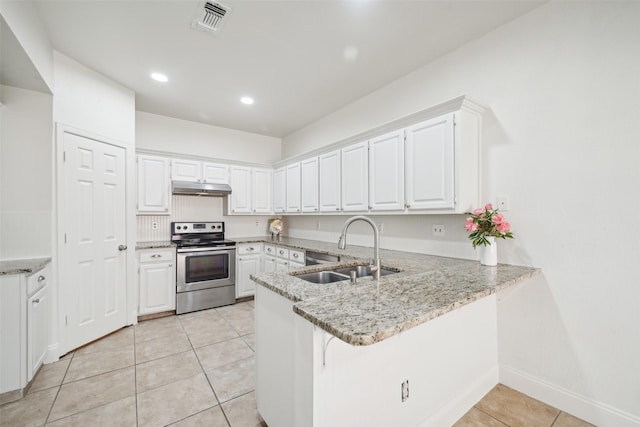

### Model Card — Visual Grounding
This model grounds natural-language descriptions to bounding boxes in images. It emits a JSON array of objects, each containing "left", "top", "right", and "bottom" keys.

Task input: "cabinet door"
[
  {"left": 405, "top": 114, "right": 454, "bottom": 210},
  {"left": 202, "top": 162, "right": 229, "bottom": 184},
  {"left": 369, "top": 130, "right": 405, "bottom": 211},
  {"left": 301, "top": 157, "right": 319, "bottom": 213},
  {"left": 139, "top": 261, "right": 176, "bottom": 315},
  {"left": 275, "top": 258, "right": 289, "bottom": 272},
  {"left": 171, "top": 159, "right": 202, "bottom": 182},
  {"left": 319, "top": 150, "right": 341, "bottom": 212},
  {"left": 137, "top": 155, "right": 171, "bottom": 214},
  {"left": 341, "top": 141, "right": 369, "bottom": 211},
  {"left": 263, "top": 255, "right": 276, "bottom": 273},
  {"left": 273, "top": 167, "right": 287, "bottom": 213},
  {"left": 28, "top": 284, "right": 49, "bottom": 380},
  {"left": 286, "top": 163, "right": 301, "bottom": 213},
  {"left": 237, "top": 254, "right": 260, "bottom": 298},
  {"left": 253, "top": 168, "right": 273, "bottom": 214},
  {"left": 229, "top": 166, "right": 252, "bottom": 213}
]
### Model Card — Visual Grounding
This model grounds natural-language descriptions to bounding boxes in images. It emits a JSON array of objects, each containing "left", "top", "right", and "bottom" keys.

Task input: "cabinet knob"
[
  {"left": 33, "top": 299, "right": 40, "bottom": 304},
  {"left": 279, "top": 250, "right": 284, "bottom": 255},
  {"left": 168, "top": 264, "right": 172, "bottom": 267},
  {"left": 336, "top": 208, "right": 340, "bottom": 211},
  {"left": 368, "top": 206, "right": 372, "bottom": 210},
  {"left": 293, "top": 253, "right": 299, "bottom": 258},
  {"left": 151, "top": 254, "right": 162, "bottom": 258},
  {"left": 38, "top": 275, "right": 45, "bottom": 282},
  {"left": 118, "top": 245, "right": 128, "bottom": 251},
  {"left": 248, "top": 247, "right": 254, "bottom": 251},
  {"left": 405, "top": 204, "right": 411, "bottom": 208}
]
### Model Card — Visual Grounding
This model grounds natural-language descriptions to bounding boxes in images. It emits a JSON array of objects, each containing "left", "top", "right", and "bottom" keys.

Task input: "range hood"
[{"left": 172, "top": 181, "right": 232, "bottom": 196}]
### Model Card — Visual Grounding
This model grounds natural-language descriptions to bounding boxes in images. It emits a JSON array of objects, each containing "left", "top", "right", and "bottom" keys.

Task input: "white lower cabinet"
[
  {"left": 237, "top": 243, "right": 263, "bottom": 298},
  {"left": 138, "top": 248, "right": 176, "bottom": 315},
  {"left": 263, "top": 255, "right": 276, "bottom": 273},
  {"left": 0, "top": 262, "right": 51, "bottom": 397},
  {"left": 28, "top": 283, "right": 49, "bottom": 380}
]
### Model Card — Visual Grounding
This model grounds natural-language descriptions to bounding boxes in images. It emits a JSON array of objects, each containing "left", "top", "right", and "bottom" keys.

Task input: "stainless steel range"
[{"left": 172, "top": 222, "right": 236, "bottom": 314}]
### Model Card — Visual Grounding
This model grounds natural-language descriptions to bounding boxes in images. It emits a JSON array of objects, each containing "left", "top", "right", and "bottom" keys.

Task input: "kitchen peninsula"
[{"left": 248, "top": 236, "right": 539, "bottom": 427}]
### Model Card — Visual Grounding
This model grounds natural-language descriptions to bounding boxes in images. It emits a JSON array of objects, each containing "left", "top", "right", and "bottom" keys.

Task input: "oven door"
[{"left": 176, "top": 247, "right": 236, "bottom": 293}]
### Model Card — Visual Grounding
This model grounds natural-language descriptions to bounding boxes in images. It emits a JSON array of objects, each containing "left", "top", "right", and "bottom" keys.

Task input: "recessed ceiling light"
[
  {"left": 241, "top": 96, "right": 254, "bottom": 105},
  {"left": 151, "top": 72, "right": 168, "bottom": 82}
]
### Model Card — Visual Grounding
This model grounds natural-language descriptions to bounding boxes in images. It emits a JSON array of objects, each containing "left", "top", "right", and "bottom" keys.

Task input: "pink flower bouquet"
[{"left": 465, "top": 203, "right": 514, "bottom": 248}]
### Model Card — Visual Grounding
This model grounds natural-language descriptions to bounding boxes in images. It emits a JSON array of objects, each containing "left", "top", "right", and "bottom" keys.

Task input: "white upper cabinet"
[
  {"left": 137, "top": 154, "right": 171, "bottom": 214},
  {"left": 319, "top": 150, "right": 341, "bottom": 212},
  {"left": 252, "top": 168, "right": 273, "bottom": 213},
  {"left": 405, "top": 114, "right": 455, "bottom": 210},
  {"left": 171, "top": 159, "right": 201, "bottom": 182},
  {"left": 273, "top": 167, "right": 286, "bottom": 213},
  {"left": 202, "top": 162, "right": 229, "bottom": 184},
  {"left": 229, "top": 166, "right": 252, "bottom": 213},
  {"left": 341, "top": 141, "right": 369, "bottom": 211},
  {"left": 172, "top": 159, "right": 229, "bottom": 184},
  {"left": 286, "top": 162, "right": 301, "bottom": 213},
  {"left": 369, "top": 130, "right": 405, "bottom": 211},
  {"left": 300, "top": 157, "right": 319, "bottom": 213}
]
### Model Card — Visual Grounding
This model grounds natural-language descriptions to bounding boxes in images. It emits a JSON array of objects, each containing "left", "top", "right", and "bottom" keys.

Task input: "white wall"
[
  {"left": 136, "top": 111, "right": 281, "bottom": 165},
  {"left": 0, "top": 1, "right": 54, "bottom": 92},
  {"left": 282, "top": 2, "right": 640, "bottom": 425},
  {"left": 0, "top": 85, "right": 53, "bottom": 259},
  {"left": 53, "top": 51, "right": 135, "bottom": 145}
]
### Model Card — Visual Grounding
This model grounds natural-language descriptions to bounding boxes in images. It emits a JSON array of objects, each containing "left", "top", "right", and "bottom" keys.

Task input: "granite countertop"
[
  {"left": 0, "top": 257, "right": 51, "bottom": 276},
  {"left": 136, "top": 241, "right": 176, "bottom": 250},
  {"left": 247, "top": 236, "right": 540, "bottom": 346}
]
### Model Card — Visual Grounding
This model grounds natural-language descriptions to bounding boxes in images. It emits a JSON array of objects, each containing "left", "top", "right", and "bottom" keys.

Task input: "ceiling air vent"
[{"left": 192, "top": 1, "right": 231, "bottom": 35}]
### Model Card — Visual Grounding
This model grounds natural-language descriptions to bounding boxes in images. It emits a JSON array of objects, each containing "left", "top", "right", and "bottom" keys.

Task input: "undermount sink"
[
  {"left": 295, "top": 271, "right": 350, "bottom": 284},
  {"left": 295, "top": 266, "right": 398, "bottom": 284},
  {"left": 333, "top": 265, "right": 397, "bottom": 278}
]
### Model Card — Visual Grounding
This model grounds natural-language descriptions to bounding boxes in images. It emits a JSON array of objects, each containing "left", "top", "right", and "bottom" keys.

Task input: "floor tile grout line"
[
  {"left": 473, "top": 405, "right": 511, "bottom": 426},
  {"left": 191, "top": 336, "right": 232, "bottom": 427},
  {"left": 550, "top": 410, "right": 561, "bottom": 426},
  {"left": 43, "top": 350, "right": 75, "bottom": 424}
]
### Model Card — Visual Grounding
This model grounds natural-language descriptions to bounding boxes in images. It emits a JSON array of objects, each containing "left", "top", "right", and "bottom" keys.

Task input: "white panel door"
[
  {"left": 202, "top": 162, "right": 229, "bottom": 184},
  {"left": 319, "top": 150, "right": 341, "bottom": 212},
  {"left": 136, "top": 154, "right": 170, "bottom": 214},
  {"left": 286, "top": 163, "right": 301, "bottom": 213},
  {"left": 369, "top": 130, "right": 405, "bottom": 211},
  {"left": 405, "top": 114, "right": 455, "bottom": 210},
  {"left": 252, "top": 168, "right": 273, "bottom": 213},
  {"left": 273, "top": 167, "right": 286, "bottom": 213},
  {"left": 171, "top": 159, "right": 201, "bottom": 182},
  {"left": 63, "top": 132, "right": 127, "bottom": 352},
  {"left": 301, "top": 157, "right": 319, "bottom": 213},
  {"left": 341, "top": 141, "right": 369, "bottom": 211},
  {"left": 229, "top": 166, "right": 252, "bottom": 213}
]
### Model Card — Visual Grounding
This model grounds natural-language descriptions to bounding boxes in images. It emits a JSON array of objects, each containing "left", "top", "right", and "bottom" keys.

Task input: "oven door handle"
[{"left": 177, "top": 246, "right": 236, "bottom": 253}]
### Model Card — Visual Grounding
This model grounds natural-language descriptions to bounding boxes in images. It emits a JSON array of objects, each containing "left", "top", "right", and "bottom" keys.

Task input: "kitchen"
[{"left": 1, "top": 1, "right": 639, "bottom": 427}]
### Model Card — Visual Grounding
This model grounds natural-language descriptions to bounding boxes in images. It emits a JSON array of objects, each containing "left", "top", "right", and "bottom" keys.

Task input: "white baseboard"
[
  {"left": 419, "top": 365, "right": 499, "bottom": 427},
  {"left": 500, "top": 365, "right": 640, "bottom": 427},
  {"left": 44, "top": 343, "right": 59, "bottom": 364}
]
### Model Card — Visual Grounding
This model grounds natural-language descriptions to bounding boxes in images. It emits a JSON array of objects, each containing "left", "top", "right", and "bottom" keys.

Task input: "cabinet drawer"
[
  {"left": 264, "top": 245, "right": 276, "bottom": 255},
  {"left": 276, "top": 247, "right": 289, "bottom": 259},
  {"left": 139, "top": 248, "right": 175, "bottom": 263},
  {"left": 238, "top": 243, "right": 262, "bottom": 255},
  {"left": 27, "top": 266, "right": 49, "bottom": 296},
  {"left": 289, "top": 249, "right": 305, "bottom": 263}
]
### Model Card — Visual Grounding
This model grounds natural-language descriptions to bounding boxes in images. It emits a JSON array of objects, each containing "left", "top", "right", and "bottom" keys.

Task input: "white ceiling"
[{"left": 17, "top": 1, "right": 543, "bottom": 138}]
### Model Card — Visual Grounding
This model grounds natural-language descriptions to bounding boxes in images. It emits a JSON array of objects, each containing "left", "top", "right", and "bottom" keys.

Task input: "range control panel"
[{"left": 171, "top": 222, "right": 224, "bottom": 234}]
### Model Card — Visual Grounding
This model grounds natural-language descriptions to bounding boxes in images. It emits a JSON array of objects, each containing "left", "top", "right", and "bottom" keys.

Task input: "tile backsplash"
[{"left": 137, "top": 195, "right": 274, "bottom": 241}]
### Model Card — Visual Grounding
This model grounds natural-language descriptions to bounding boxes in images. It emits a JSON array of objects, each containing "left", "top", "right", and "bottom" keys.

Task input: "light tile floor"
[{"left": 2, "top": 300, "right": 594, "bottom": 427}]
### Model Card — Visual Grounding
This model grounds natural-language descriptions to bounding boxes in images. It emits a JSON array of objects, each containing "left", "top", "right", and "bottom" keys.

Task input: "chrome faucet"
[{"left": 338, "top": 216, "right": 381, "bottom": 280}]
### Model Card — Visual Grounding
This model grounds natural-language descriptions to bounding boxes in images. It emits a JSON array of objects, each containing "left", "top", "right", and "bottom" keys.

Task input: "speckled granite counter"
[
  {"left": 136, "top": 241, "right": 175, "bottom": 250},
  {"left": 247, "top": 236, "right": 539, "bottom": 346},
  {"left": 0, "top": 257, "right": 51, "bottom": 276}
]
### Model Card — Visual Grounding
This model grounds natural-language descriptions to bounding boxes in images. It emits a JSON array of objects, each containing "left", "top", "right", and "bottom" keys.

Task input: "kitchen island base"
[{"left": 256, "top": 285, "right": 500, "bottom": 427}]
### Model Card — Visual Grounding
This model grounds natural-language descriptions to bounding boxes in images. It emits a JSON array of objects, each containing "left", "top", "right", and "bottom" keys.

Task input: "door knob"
[{"left": 118, "top": 245, "right": 128, "bottom": 251}]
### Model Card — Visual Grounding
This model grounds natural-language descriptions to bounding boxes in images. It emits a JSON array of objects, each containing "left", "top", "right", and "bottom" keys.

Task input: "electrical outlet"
[
  {"left": 316, "top": 220, "right": 321, "bottom": 230},
  {"left": 378, "top": 223, "right": 384, "bottom": 234},
  {"left": 255, "top": 221, "right": 260, "bottom": 227},
  {"left": 432, "top": 224, "right": 445, "bottom": 237},
  {"left": 401, "top": 380, "right": 409, "bottom": 402},
  {"left": 497, "top": 196, "right": 510, "bottom": 212},
  {"left": 151, "top": 221, "right": 158, "bottom": 230}
]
